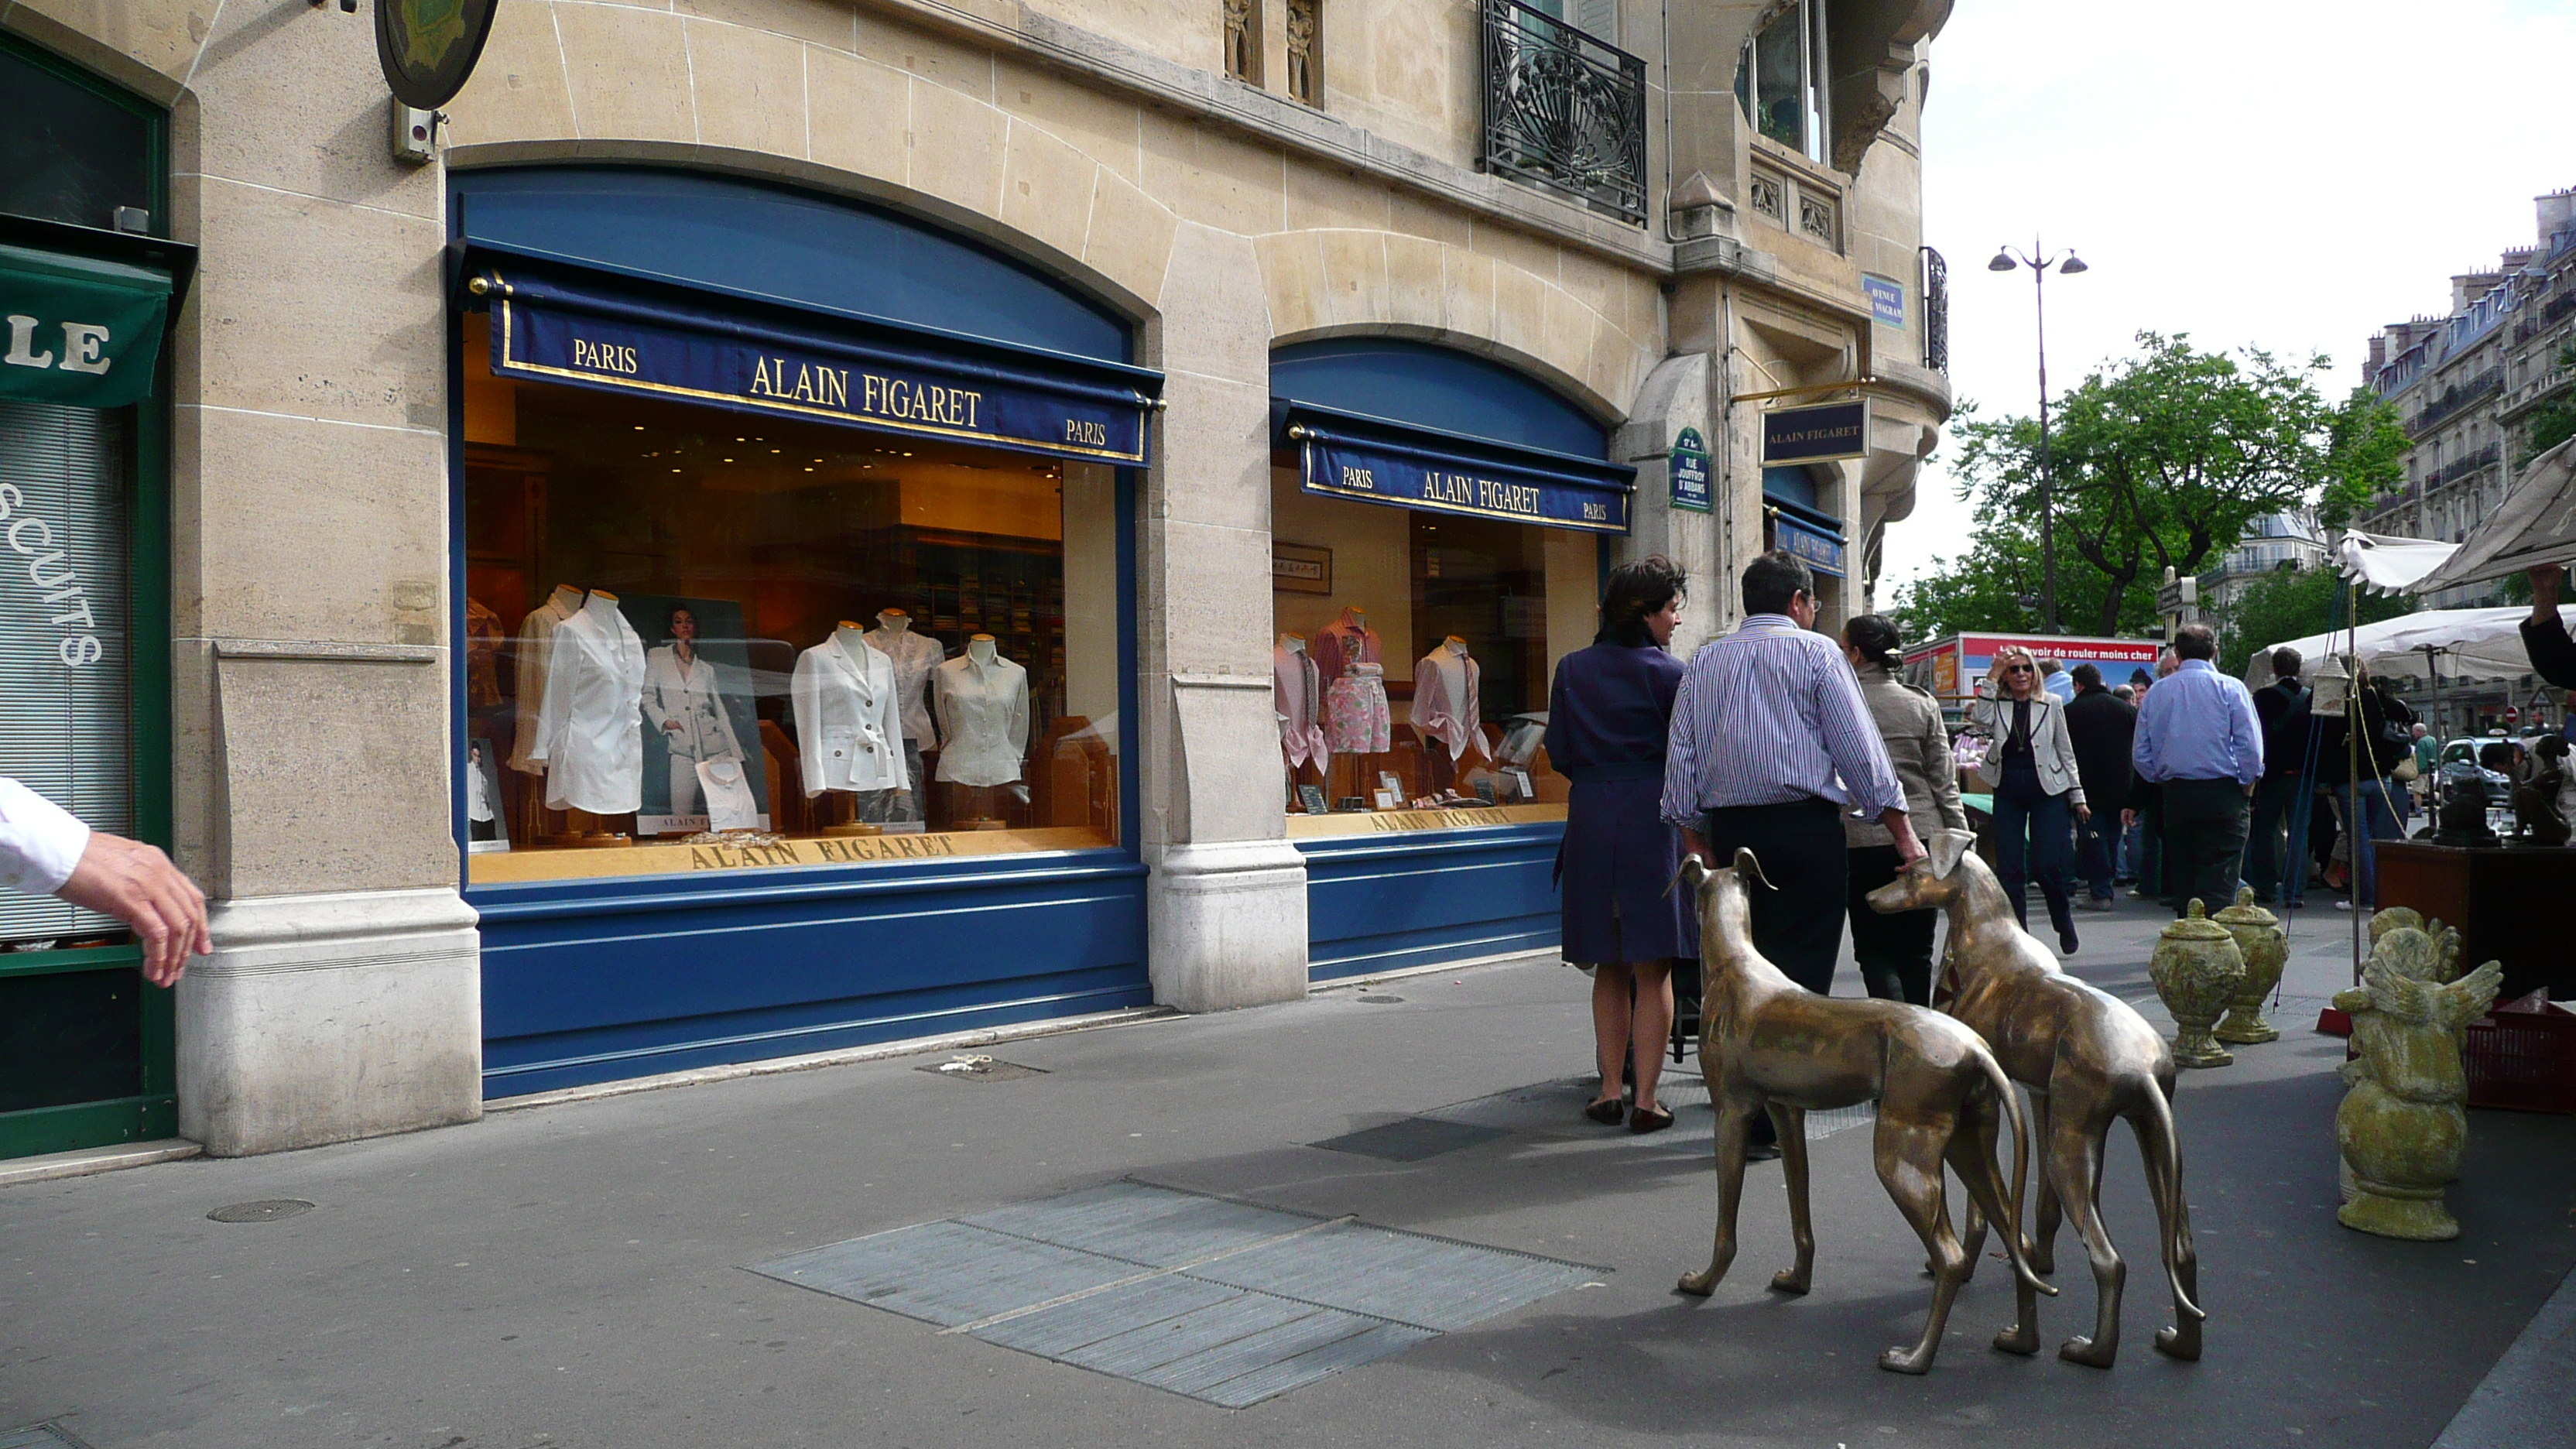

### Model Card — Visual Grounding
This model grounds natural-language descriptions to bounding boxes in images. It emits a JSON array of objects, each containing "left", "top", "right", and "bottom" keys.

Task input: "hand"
[
  {"left": 2074, "top": 803, "right": 2091, "bottom": 824},
  {"left": 1681, "top": 827, "right": 1715, "bottom": 867},
  {"left": 1884, "top": 810, "right": 1926, "bottom": 867},
  {"left": 56, "top": 833, "right": 210, "bottom": 988},
  {"left": 662, "top": 719, "right": 684, "bottom": 732},
  {"left": 2121, "top": 808, "right": 2138, "bottom": 829},
  {"left": 2533, "top": 564, "right": 2565, "bottom": 620}
]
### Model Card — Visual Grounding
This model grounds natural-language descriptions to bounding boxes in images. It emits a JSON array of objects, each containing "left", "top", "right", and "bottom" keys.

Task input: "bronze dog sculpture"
[
  {"left": 1868, "top": 830, "right": 2204, "bottom": 1367},
  {"left": 1676, "top": 848, "right": 2051, "bottom": 1375}
]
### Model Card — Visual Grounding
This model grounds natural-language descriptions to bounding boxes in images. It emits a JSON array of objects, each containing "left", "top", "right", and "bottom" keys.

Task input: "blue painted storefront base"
[
  {"left": 1296, "top": 822, "right": 1564, "bottom": 982},
  {"left": 470, "top": 851, "right": 1149, "bottom": 1098}
]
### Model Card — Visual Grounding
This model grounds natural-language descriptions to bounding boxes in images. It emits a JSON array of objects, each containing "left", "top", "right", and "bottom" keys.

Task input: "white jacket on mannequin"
[
  {"left": 791, "top": 632, "right": 909, "bottom": 797},
  {"left": 529, "top": 595, "right": 649, "bottom": 814}
]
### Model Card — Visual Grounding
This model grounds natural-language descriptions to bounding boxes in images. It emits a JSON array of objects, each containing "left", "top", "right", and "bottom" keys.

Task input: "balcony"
[
  {"left": 2408, "top": 368, "right": 2502, "bottom": 436},
  {"left": 2501, "top": 367, "right": 2570, "bottom": 421},
  {"left": 1478, "top": 0, "right": 1648, "bottom": 225},
  {"left": 1920, "top": 245, "right": 1949, "bottom": 372},
  {"left": 2423, "top": 442, "right": 2501, "bottom": 492}
]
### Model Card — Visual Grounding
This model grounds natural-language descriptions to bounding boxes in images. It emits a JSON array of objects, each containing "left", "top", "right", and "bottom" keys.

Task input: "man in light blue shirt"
[
  {"left": 2040, "top": 659, "right": 2077, "bottom": 703},
  {"left": 2131, "top": 623, "right": 2263, "bottom": 916}
]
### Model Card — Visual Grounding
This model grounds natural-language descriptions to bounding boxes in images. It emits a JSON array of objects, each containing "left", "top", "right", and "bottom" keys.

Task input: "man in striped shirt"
[{"left": 1661, "top": 551, "right": 1921, "bottom": 998}]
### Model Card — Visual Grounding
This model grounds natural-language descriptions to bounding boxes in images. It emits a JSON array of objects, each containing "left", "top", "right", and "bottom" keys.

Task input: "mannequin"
[
  {"left": 1313, "top": 605, "right": 1379, "bottom": 687},
  {"left": 1411, "top": 635, "right": 1483, "bottom": 793},
  {"left": 509, "top": 584, "right": 586, "bottom": 774},
  {"left": 861, "top": 608, "right": 943, "bottom": 823},
  {"left": 1318, "top": 607, "right": 1389, "bottom": 776},
  {"left": 529, "top": 588, "right": 647, "bottom": 820},
  {"left": 934, "top": 635, "right": 1031, "bottom": 815},
  {"left": 1274, "top": 632, "right": 1328, "bottom": 785},
  {"left": 790, "top": 622, "right": 909, "bottom": 811}
]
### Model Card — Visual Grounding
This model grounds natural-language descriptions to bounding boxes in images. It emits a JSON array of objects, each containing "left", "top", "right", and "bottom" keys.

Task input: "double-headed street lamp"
[{"left": 1989, "top": 240, "right": 2088, "bottom": 635}]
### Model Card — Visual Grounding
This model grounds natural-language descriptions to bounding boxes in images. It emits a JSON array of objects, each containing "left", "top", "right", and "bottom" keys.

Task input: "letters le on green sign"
[{"left": 0, "top": 242, "right": 172, "bottom": 409}]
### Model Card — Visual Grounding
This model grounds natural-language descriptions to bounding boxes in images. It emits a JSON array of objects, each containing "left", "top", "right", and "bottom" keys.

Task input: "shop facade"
[{"left": 2, "top": 0, "right": 1951, "bottom": 1156}]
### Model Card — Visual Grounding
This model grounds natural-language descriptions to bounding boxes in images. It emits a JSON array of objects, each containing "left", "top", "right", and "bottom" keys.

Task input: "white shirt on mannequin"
[
  {"left": 790, "top": 628, "right": 909, "bottom": 797},
  {"left": 529, "top": 593, "right": 649, "bottom": 814},
  {"left": 933, "top": 640, "right": 1030, "bottom": 787},
  {"left": 509, "top": 584, "right": 584, "bottom": 773},
  {"left": 1410, "top": 638, "right": 1482, "bottom": 762}
]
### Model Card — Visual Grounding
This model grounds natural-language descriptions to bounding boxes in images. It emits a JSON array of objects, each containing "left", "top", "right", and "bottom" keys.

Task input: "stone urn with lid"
[
  {"left": 2150, "top": 899, "right": 2248, "bottom": 1067},
  {"left": 2213, "top": 887, "right": 2288, "bottom": 1045}
]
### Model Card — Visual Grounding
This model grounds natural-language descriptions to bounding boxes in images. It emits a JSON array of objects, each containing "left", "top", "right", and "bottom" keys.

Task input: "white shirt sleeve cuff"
[{"left": 0, "top": 779, "right": 93, "bottom": 896}]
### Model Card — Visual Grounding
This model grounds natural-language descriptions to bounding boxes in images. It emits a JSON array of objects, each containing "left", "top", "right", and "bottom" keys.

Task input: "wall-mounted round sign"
[{"left": 377, "top": 0, "right": 499, "bottom": 111}]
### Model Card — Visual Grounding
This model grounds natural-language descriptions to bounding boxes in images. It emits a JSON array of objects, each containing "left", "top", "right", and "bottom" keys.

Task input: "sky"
[{"left": 1882, "top": 0, "right": 2576, "bottom": 594}]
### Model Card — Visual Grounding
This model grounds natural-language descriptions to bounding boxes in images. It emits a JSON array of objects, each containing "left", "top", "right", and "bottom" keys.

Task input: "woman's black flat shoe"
[
  {"left": 1629, "top": 1105, "right": 1674, "bottom": 1135},
  {"left": 1584, "top": 1098, "right": 1626, "bottom": 1126}
]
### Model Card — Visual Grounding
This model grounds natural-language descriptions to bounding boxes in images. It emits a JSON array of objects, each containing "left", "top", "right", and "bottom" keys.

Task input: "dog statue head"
[
  {"left": 1865, "top": 830, "right": 1979, "bottom": 915},
  {"left": 1675, "top": 847, "right": 1776, "bottom": 947}
]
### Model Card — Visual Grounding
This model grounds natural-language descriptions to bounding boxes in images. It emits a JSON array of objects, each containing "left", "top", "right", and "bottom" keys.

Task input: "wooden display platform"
[{"left": 2374, "top": 841, "right": 2576, "bottom": 1003}]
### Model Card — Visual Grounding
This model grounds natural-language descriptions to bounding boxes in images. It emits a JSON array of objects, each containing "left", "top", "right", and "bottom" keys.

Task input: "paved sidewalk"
[{"left": 4, "top": 896, "right": 2571, "bottom": 1448}]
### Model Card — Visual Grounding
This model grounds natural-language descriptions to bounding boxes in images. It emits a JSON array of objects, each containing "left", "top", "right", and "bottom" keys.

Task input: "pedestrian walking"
[
  {"left": 2244, "top": 647, "right": 2311, "bottom": 906},
  {"left": 1546, "top": 557, "right": 1695, "bottom": 1135},
  {"left": 2064, "top": 662, "right": 2135, "bottom": 912},
  {"left": 2130, "top": 624, "right": 2263, "bottom": 916},
  {"left": 2314, "top": 673, "right": 2415, "bottom": 913},
  {"left": 1661, "top": 551, "right": 1919, "bottom": 1155},
  {"left": 2040, "top": 657, "right": 2075, "bottom": 703},
  {"left": 1841, "top": 615, "right": 1965, "bottom": 1005},
  {"left": 1967, "top": 644, "right": 2088, "bottom": 954},
  {"left": 0, "top": 779, "right": 208, "bottom": 985}
]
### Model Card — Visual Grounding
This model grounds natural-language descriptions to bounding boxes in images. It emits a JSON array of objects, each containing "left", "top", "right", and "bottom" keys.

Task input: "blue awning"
[
  {"left": 1274, "top": 400, "right": 1634, "bottom": 535},
  {"left": 461, "top": 245, "right": 1160, "bottom": 466}
]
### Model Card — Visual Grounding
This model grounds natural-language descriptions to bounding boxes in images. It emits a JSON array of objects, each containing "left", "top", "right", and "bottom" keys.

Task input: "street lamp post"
[{"left": 1989, "top": 240, "right": 2088, "bottom": 635}]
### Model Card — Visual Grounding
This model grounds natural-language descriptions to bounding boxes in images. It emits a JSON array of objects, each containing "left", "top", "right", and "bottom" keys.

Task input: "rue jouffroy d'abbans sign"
[
  {"left": 1669, "top": 427, "right": 1711, "bottom": 512},
  {"left": 1761, "top": 399, "right": 1870, "bottom": 465}
]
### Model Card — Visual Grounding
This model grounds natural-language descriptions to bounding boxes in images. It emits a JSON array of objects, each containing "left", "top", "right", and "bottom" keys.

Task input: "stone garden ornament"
[
  {"left": 2150, "top": 901, "right": 2248, "bottom": 1068},
  {"left": 2212, "top": 888, "right": 2288, "bottom": 1046},
  {"left": 1674, "top": 849, "right": 2054, "bottom": 1375},
  {"left": 1868, "top": 831, "right": 2204, "bottom": 1367},
  {"left": 2334, "top": 914, "right": 2503, "bottom": 1241}
]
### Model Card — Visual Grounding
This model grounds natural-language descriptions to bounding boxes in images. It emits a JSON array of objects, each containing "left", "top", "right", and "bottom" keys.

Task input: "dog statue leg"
[
  {"left": 2134, "top": 1100, "right": 2204, "bottom": 1361},
  {"left": 1768, "top": 1102, "right": 1814, "bottom": 1295},
  {"left": 1678, "top": 1101, "right": 1752, "bottom": 1297},
  {"left": 2028, "top": 1088, "right": 2061, "bottom": 1276},
  {"left": 2056, "top": 1127, "right": 2126, "bottom": 1368},
  {"left": 1874, "top": 1116, "right": 1968, "bottom": 1375}
]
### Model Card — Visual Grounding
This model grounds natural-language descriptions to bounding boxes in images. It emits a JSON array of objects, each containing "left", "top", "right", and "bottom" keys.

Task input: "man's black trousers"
[
  {"left": 1696, "top": 797, "right": 1847, "bottom": 993},
  {"left": 2160, "top": 777, "right": 2249, "bottom": 918}
]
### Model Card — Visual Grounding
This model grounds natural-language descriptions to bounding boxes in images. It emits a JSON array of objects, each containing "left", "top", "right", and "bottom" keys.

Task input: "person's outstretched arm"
[{"left": 0, "top": 779, "right": 207, "bottom": 987}]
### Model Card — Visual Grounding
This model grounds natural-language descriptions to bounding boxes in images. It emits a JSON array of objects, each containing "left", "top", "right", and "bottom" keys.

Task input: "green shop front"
[{"left": 0, "top": 35, "right": 192, "bottom": 1160}]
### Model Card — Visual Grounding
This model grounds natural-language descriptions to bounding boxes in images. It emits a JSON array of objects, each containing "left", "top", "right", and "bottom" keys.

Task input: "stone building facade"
[{"left": 0, "top": 0, "right": 1952, "bottom": 1159}]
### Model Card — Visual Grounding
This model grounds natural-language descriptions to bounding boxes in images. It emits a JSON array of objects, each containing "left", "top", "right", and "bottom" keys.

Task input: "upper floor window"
[
  {"left": 1737, "top": 1, "right": 1828, "bottom": 165},
  {"left": 1225, "top": 0, "right": 1262, "bottom": 85}
]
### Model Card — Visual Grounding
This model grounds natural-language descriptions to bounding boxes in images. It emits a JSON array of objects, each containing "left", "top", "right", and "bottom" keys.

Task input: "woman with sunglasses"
[{"left": 1968, "top": 644, "right": 2089, "bottom": 954}]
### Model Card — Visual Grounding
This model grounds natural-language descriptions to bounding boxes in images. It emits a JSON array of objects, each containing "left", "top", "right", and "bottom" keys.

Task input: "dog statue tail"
[
  {"left": 2138, "top": 1078, "right": 2206, "bottom": 1324},
  {"left": 1976, "top": 1040, "right": 2057, "bottom": 1300}
]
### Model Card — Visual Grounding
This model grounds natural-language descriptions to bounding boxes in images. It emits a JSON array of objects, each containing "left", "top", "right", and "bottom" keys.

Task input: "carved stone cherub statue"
[
  {"left": 2332, "top": 913, "right": 2502, "bottom": 1241},
  {"left": 2511, "top": 735, "right": 2571, "bottom": 847}
]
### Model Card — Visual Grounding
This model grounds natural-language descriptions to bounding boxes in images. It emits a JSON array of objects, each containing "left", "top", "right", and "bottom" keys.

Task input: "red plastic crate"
[{"left": 2465, "top": 992, "right": 2576, "bottom": 1115}]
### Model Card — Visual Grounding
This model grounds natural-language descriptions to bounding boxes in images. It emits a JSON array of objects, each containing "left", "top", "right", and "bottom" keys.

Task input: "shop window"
[
  {"left": 460, "top": 317, "right": 1123, "bottom": 884},
  {"left": 1286, "top": 0, "right": 1321, "bottom": 105},
  {"left": 1225, "top": 0, "right": 1262, "bottom": 84},
  {"left": 1735, "top": 1, "right": 1827, "bottom": 163},
  {"left": 0, "top": 45, "right": 155, "bottom": 231}
]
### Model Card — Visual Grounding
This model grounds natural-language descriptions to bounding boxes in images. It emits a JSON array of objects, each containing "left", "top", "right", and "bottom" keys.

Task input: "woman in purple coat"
[{"left": 1546, "top": 556, "right": 1695, "bottom": 1134}]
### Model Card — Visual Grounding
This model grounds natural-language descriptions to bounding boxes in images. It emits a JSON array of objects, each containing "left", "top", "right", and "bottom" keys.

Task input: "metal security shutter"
[{"left": 0, "top": 398, "right": 130, "bottom": 945}]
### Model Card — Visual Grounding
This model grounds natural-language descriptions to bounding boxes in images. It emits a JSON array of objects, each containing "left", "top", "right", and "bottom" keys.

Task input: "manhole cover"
[
  {"left": 913, "top": 1055, "right": 1046, "bottom": 1082},
  {"left": 1310, "top": 1118, "right": 1508, "bottom": 1162},
  {"left": 206, "top": 1200, "right": 313, "bottom": 1224},
  {"left": 1356, "top": 995, "right": 1403, "bottom": 1004}
]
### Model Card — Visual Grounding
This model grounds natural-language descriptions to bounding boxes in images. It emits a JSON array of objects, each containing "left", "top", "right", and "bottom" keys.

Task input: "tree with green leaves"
[
  {"left": 2523, "top": 344, "right": 2576, "bottom": 465},
  {"left": 2214, "top": 565, "right": 2414, "bottom": 677},
  {"left": 2317, "top": 386, "right": 2413, "bottom": 529},
  {"left": 1891, "top": 332, "right": 2382, "bottom": 639}
]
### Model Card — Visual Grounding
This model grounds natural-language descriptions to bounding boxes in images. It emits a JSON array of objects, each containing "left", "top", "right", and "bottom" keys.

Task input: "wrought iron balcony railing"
[
  {"left": 1920, "top": 245, "right": 1950, "bottom": 372},
  {"left": 1478, "top": 0, "right": 1647, "bottom": 225}
]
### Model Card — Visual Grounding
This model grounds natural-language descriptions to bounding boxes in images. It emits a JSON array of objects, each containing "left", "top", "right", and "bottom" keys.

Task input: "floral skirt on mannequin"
[{"left": 1324, "top": 663, "right": 1392, "bottom": 754}]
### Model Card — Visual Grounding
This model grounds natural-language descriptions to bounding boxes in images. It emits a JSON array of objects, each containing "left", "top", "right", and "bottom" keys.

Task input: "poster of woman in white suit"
[{"left": 625, "top": 597, "right": 769, "bottom": 831}]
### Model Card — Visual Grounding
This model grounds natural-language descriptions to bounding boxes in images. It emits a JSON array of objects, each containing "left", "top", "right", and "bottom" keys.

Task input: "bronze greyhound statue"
[
  {"left": 1676, "top": 848, "right": 2052, "bottom": 1374},
  {"left": 1868, "top": 830, "right": 2204, "bottom": 1367}
]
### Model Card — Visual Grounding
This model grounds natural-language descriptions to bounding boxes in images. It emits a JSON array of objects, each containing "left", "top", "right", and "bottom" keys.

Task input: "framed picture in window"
[{"left": 1272, "top": 542, "right": 1332, "bottom": 595}]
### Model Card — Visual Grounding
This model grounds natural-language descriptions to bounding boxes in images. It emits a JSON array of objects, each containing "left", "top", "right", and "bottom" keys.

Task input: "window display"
[
  {"left": 1272, "top": 471, "right": 1594, "bottom": 838},
  {"left": 461, "top": 317, "right": 1122, "bottom": 882}
]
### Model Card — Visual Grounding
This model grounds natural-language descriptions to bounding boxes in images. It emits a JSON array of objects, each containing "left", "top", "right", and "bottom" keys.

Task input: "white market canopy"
[
  {"left": 2242, "top": 605, "right": 2576, "bottom": 687},
  {"left": 2412, "top": 436, "right": 2576, "bottom": 594},
  {"left": 2336, "top": 529, "right": 2458, "bottom": 594}
]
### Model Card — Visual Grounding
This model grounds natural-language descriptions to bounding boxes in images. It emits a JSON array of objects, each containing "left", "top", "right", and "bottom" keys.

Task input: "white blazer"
[
  {"left": 643, "top": 645, "right": 747, "bottom": 766},
  {"left": 530, "top": 602, "right": 649, "bottom": 814},
  {"left": 790, "top": 635, "right": 909, "bottom": 797},
  {"left": 1967, "top": 690, "right": 2088, "bottom": 807}
]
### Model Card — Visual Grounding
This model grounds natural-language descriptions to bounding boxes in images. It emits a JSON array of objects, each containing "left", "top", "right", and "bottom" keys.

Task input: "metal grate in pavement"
[
  {"left": 1, "top": 1426, "right": 88, "bottom": 1449},
  {"left": 752, "top": 1181, "right": 1598, "bottom": 1407},
  {"left": 1309, "top": 1117, "right": 1509, "bottom": 1161}
]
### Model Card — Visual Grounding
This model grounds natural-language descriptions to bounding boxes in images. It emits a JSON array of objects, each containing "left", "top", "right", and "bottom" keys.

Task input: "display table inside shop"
[{"left": 2374, "top": 841, "right": 2576, "bottom": 1003}]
